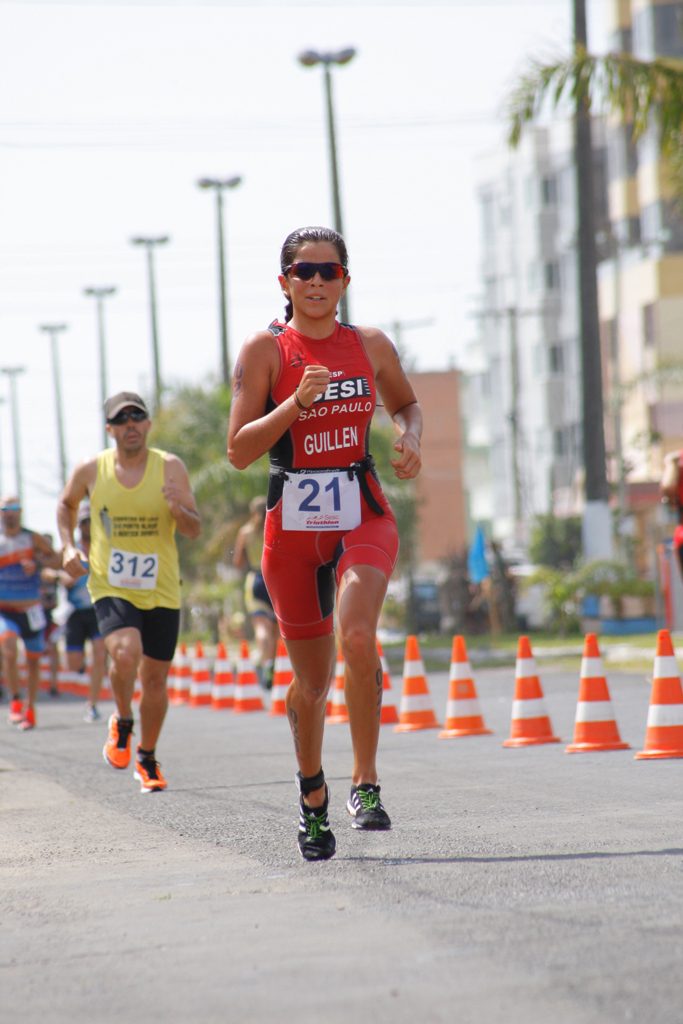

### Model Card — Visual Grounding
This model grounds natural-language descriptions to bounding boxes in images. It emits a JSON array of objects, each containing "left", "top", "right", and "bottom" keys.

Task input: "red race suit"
[{"left": 262, "top": 321, "right": 399, "bottom": 639}]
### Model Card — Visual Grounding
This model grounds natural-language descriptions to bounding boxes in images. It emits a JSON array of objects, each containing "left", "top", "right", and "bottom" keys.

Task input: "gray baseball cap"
[{"left": 104, "top": 391, "right": 149, "bottom": 421}]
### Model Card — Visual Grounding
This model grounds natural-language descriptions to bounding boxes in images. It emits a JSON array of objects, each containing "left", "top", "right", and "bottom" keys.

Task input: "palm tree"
[{"left": 509, "top": 46, "right": 683, "bottom": 182}]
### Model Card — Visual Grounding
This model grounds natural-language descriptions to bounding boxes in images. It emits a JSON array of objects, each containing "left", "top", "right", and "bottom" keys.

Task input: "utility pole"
[
  {"left": 1, "top": 367, "right": 26, "bottom": 506},
  {"left": 381, "top": 317, "right": 435, "bottom": 367},
  {"left": 83, "top": 286, "right": 117, "bottom": 446},
  {"left": 298, "top": 47, "right": 356, "bottom": 324},
  {"left": 197, "top": 176, "right": 242, "bottom": 386},
  {"left": 40, "top": 324, "right": 69, "bottom": 487},
  {"left": 471, "top": 305, "right": 542, "bottom": 543},
  {"left": 574, "top": 0, "right": 612, "bottom": 559},
  {"left": 130, "top": 236, "right": 169, "bottom": 413},
  {"left": 506, "top": 307, "right": 523, "bottom": 534}
]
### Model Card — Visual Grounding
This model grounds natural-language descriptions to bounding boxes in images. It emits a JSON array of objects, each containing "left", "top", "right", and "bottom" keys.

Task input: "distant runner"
[{"left": 0, "top": 496, "right": 60, "bottom": 730}]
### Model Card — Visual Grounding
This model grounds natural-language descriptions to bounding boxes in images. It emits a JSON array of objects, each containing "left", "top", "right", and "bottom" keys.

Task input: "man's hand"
[
  {"left": 162, "top": 481, "right": 192, "bottom": 520},
  {"left": 62, "top": 544, "right": 88, "bottom": 580}
]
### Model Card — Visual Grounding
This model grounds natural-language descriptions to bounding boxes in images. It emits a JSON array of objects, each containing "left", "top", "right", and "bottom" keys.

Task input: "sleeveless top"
[
  {"left": 268, "top": 321, "right": 375, "bottom": 470},
  {"left": 243, "top": 527, "right": 264, "bottom": 573},
  {"left": 88, "top": 447, "right": 181, "bottom": 610},
  {"left": 67, "top": 573, "right": 93, "bottom": 611},
  {"left": 0, "top": 528, "right": 40, "bottom": 604}
]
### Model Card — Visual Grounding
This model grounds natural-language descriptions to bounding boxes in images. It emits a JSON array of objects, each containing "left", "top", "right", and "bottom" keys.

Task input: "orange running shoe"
[
  {"left": 102, "top": 714, "right": 134, "bottom": 769},
  {"left": 8, "top": 698, "right": 23, "bottom": 724},
  {"left": 18, "top": 706, "right": 36, "bottom": 731},
  {"left": 133, "top": 750, "right": 167, "bottom": 794}
]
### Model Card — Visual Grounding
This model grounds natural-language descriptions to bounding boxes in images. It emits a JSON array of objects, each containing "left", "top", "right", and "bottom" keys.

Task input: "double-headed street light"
[
  {"left": 83, "top": 286, "right": 117, "bottom": 447},
  {"left": 130, "top": 236, "right": 169, "bottom": 413},
  {"left": 297, "top": 46, "right": 356, "bottom": 324},
  {"left": 39, "top": 324, "right": 69, "bottom": 488},
  {"left": 197, "top": 176, "right": 242, "bottom": 387},
  {"left": 1, "top": 366, "right": 26, "bottom": 506}
]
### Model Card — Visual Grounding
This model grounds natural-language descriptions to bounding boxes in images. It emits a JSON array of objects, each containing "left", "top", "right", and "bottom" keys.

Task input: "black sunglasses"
[
  {"left": 284, "top": 261, "right": 347, "bottom": 282},
  {"left": 107, "top": 408, "right": 147, "bottom": 426}
]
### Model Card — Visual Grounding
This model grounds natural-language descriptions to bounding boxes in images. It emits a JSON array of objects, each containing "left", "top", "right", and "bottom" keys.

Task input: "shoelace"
[
  {"left": 356, "top": 788, "right": 381, "bottom": 811},
  {"left": 302, "top": 806, "right": 329, "bottom": 839},
  {"left": 138, "top": 758, "right": 161, "bottom": 780}
]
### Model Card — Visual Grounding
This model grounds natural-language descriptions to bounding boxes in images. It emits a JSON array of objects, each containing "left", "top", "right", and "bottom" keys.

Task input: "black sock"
[{"left": 137, "top": 746, "right": 155, "bottom": 761}]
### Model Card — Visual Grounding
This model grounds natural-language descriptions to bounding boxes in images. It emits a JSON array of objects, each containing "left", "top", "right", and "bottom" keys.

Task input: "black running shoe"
[
  {"left": 297, "top": 785, "right": 336, "bottom": 861},
  {"left": 347, "top": 783, "right": 392, "bottom": 830}
]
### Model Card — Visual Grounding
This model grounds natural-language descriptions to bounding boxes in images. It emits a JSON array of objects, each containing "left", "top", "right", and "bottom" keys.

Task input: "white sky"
[{"left": 0, "top": 0, "right": 607, "bottom": 532}]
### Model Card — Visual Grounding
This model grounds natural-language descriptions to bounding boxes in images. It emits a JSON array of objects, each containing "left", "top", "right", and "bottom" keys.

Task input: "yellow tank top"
[{"left": 88, "top": 447, "right": 181, "bottom": 610}]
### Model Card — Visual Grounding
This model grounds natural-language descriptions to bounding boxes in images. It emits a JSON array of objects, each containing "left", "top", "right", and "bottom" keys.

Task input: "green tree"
[{"left": 528, "top": 514, "right": 582, "bottom": 569}]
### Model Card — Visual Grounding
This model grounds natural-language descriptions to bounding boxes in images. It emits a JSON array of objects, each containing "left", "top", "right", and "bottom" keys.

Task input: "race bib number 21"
[
  {"left": 107, "top": 548, "right": 159, "bottom": 590},
  {"left": 282, "top": 471, "right": 361, "bottom": 531}
]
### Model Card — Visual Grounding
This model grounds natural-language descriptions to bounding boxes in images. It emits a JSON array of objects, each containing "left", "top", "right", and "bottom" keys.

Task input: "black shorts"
[
  {"left": 93, "top": 598, "right": 180, "bottom": 663},
  {"left": 65, "top": 608, "right": 101, "bottom": 651}
]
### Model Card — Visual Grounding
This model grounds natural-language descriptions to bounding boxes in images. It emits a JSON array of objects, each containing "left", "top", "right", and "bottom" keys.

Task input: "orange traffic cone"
[
  {"left": 439, "top": 635, "right": 492, "bottom": 739},
  {"left": 503, "top": 636, "right": 560, "bottom": 747},
  {"left": 234, "top": 641, "right": 265, "bottom": 713},
  {"left": 211, "top": 642, "right": 234, "bottom": 710},
  {"left": 171, "top": 643, "right": 191, "bottom": 705},
  {"left": 395, "top": 635, "right": 440, "bottom": 732},
  {"left": 270, "top": 638, "right": 293, "bottom": 717},
  {"left": 566, "top": 634, "right": 629, "bottom": 753},
  {"left": 635, "top": 629, "right": 683, "bottom": 760},
  {"left": 327, "top": 648, "right": 349, "bottom": 724},
  {"left": 189, "top": 641, "right": 212, "bottom": 707},
  {"left": 376, "top": 639, "right": 399, "bottom": 725}
]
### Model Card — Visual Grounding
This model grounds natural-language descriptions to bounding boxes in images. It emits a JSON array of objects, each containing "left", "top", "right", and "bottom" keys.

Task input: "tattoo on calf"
[
  {"left": 288, "top": 705, "right": 301, "bottom": 756},
  {"left": 375, "top": 666, "right": 383, "bottom": 719}
]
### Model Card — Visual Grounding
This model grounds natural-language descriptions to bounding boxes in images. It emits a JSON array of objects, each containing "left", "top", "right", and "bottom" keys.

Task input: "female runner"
[{"left": 228, "top": 226, "right": 422, "bottom": 861}]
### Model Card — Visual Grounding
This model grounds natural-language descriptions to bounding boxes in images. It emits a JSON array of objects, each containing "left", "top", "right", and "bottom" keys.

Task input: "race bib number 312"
[
  {"left": 107, "top": 548, "right": 159, "bottom": 590},
  {"left": 282, "top": 471, "right": 361, "bottom": 531}
]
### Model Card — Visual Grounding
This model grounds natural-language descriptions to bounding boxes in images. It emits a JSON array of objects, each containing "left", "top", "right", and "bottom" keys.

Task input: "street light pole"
[
  {"left": 574, "top": 0, "right": 612, "bottom": 559},
  {"left": 1, "top": 366, "right": 26, "bottom": 506},
  {"left": 297, "top": 46, "right": 356, "bottom": 324},
  {"left": 130, "top": 236, "right": 169, "bottom": 413},
  {"left": 83, "top": 286, "right": 117, "bottom": 446},
  {"left": 197, "top": 176, "right": 242, "bottom": 386},
  {"left": 39, "top": 324, "right": 68, "bottom": 488}
]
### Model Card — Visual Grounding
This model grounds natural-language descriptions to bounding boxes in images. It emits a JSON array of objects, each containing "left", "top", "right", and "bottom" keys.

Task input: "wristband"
[{"left": 293, "top": 388, "right": 309, "bottom": 411}]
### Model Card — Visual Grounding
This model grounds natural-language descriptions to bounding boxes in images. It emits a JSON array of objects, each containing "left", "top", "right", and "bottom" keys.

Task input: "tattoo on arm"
[{"left": 232, "top": 361, "right": 244, "bottom": 396}]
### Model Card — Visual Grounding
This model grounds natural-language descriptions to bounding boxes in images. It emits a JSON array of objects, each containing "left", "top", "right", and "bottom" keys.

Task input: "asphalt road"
[{"left": 2, "top": 659, "right": 683, "bottom": 1024}]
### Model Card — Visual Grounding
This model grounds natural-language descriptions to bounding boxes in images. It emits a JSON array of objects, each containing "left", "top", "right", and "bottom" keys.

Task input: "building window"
[
  {"left": 549, "top": 343, "right": 564, "bottom": 374},
  {"left": 642, "top": 303, "right": 656, "bottom": 348},
  {"left": 544, "top": 260, "right": 560, "bottom": 290},
  {"left": 553, "top": 428, "right": 567, "bottom": 457},
  {"left": 541, "top": 175, "right": 557, "bottom": 205}
]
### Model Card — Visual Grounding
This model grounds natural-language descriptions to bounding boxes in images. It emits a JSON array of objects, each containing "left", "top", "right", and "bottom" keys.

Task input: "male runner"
[{"left": 57, "top": 391, "right": 201, "bottom": 792}]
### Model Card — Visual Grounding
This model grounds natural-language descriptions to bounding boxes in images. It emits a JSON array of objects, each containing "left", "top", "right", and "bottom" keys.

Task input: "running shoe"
[
  {"left": 18, "top": 706, "right": 36, "bottom": 731},
  {"left": 133, "top": 751, "right": 167, "bottom": 794},
  {"left": 347, "top": 783, "right": 392, "bottom": 831},
  {"left": 297, "top": 784, "right": 336, "bottom": 861},
  {"left": 83, "top": 704, "right": 101, "bottom": 723},
  {"left": 102, "top": 714, "right": 134, "bottom": 769},
  {"left": 8, "top": 698, "right": 23, "bottom": 724}
]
